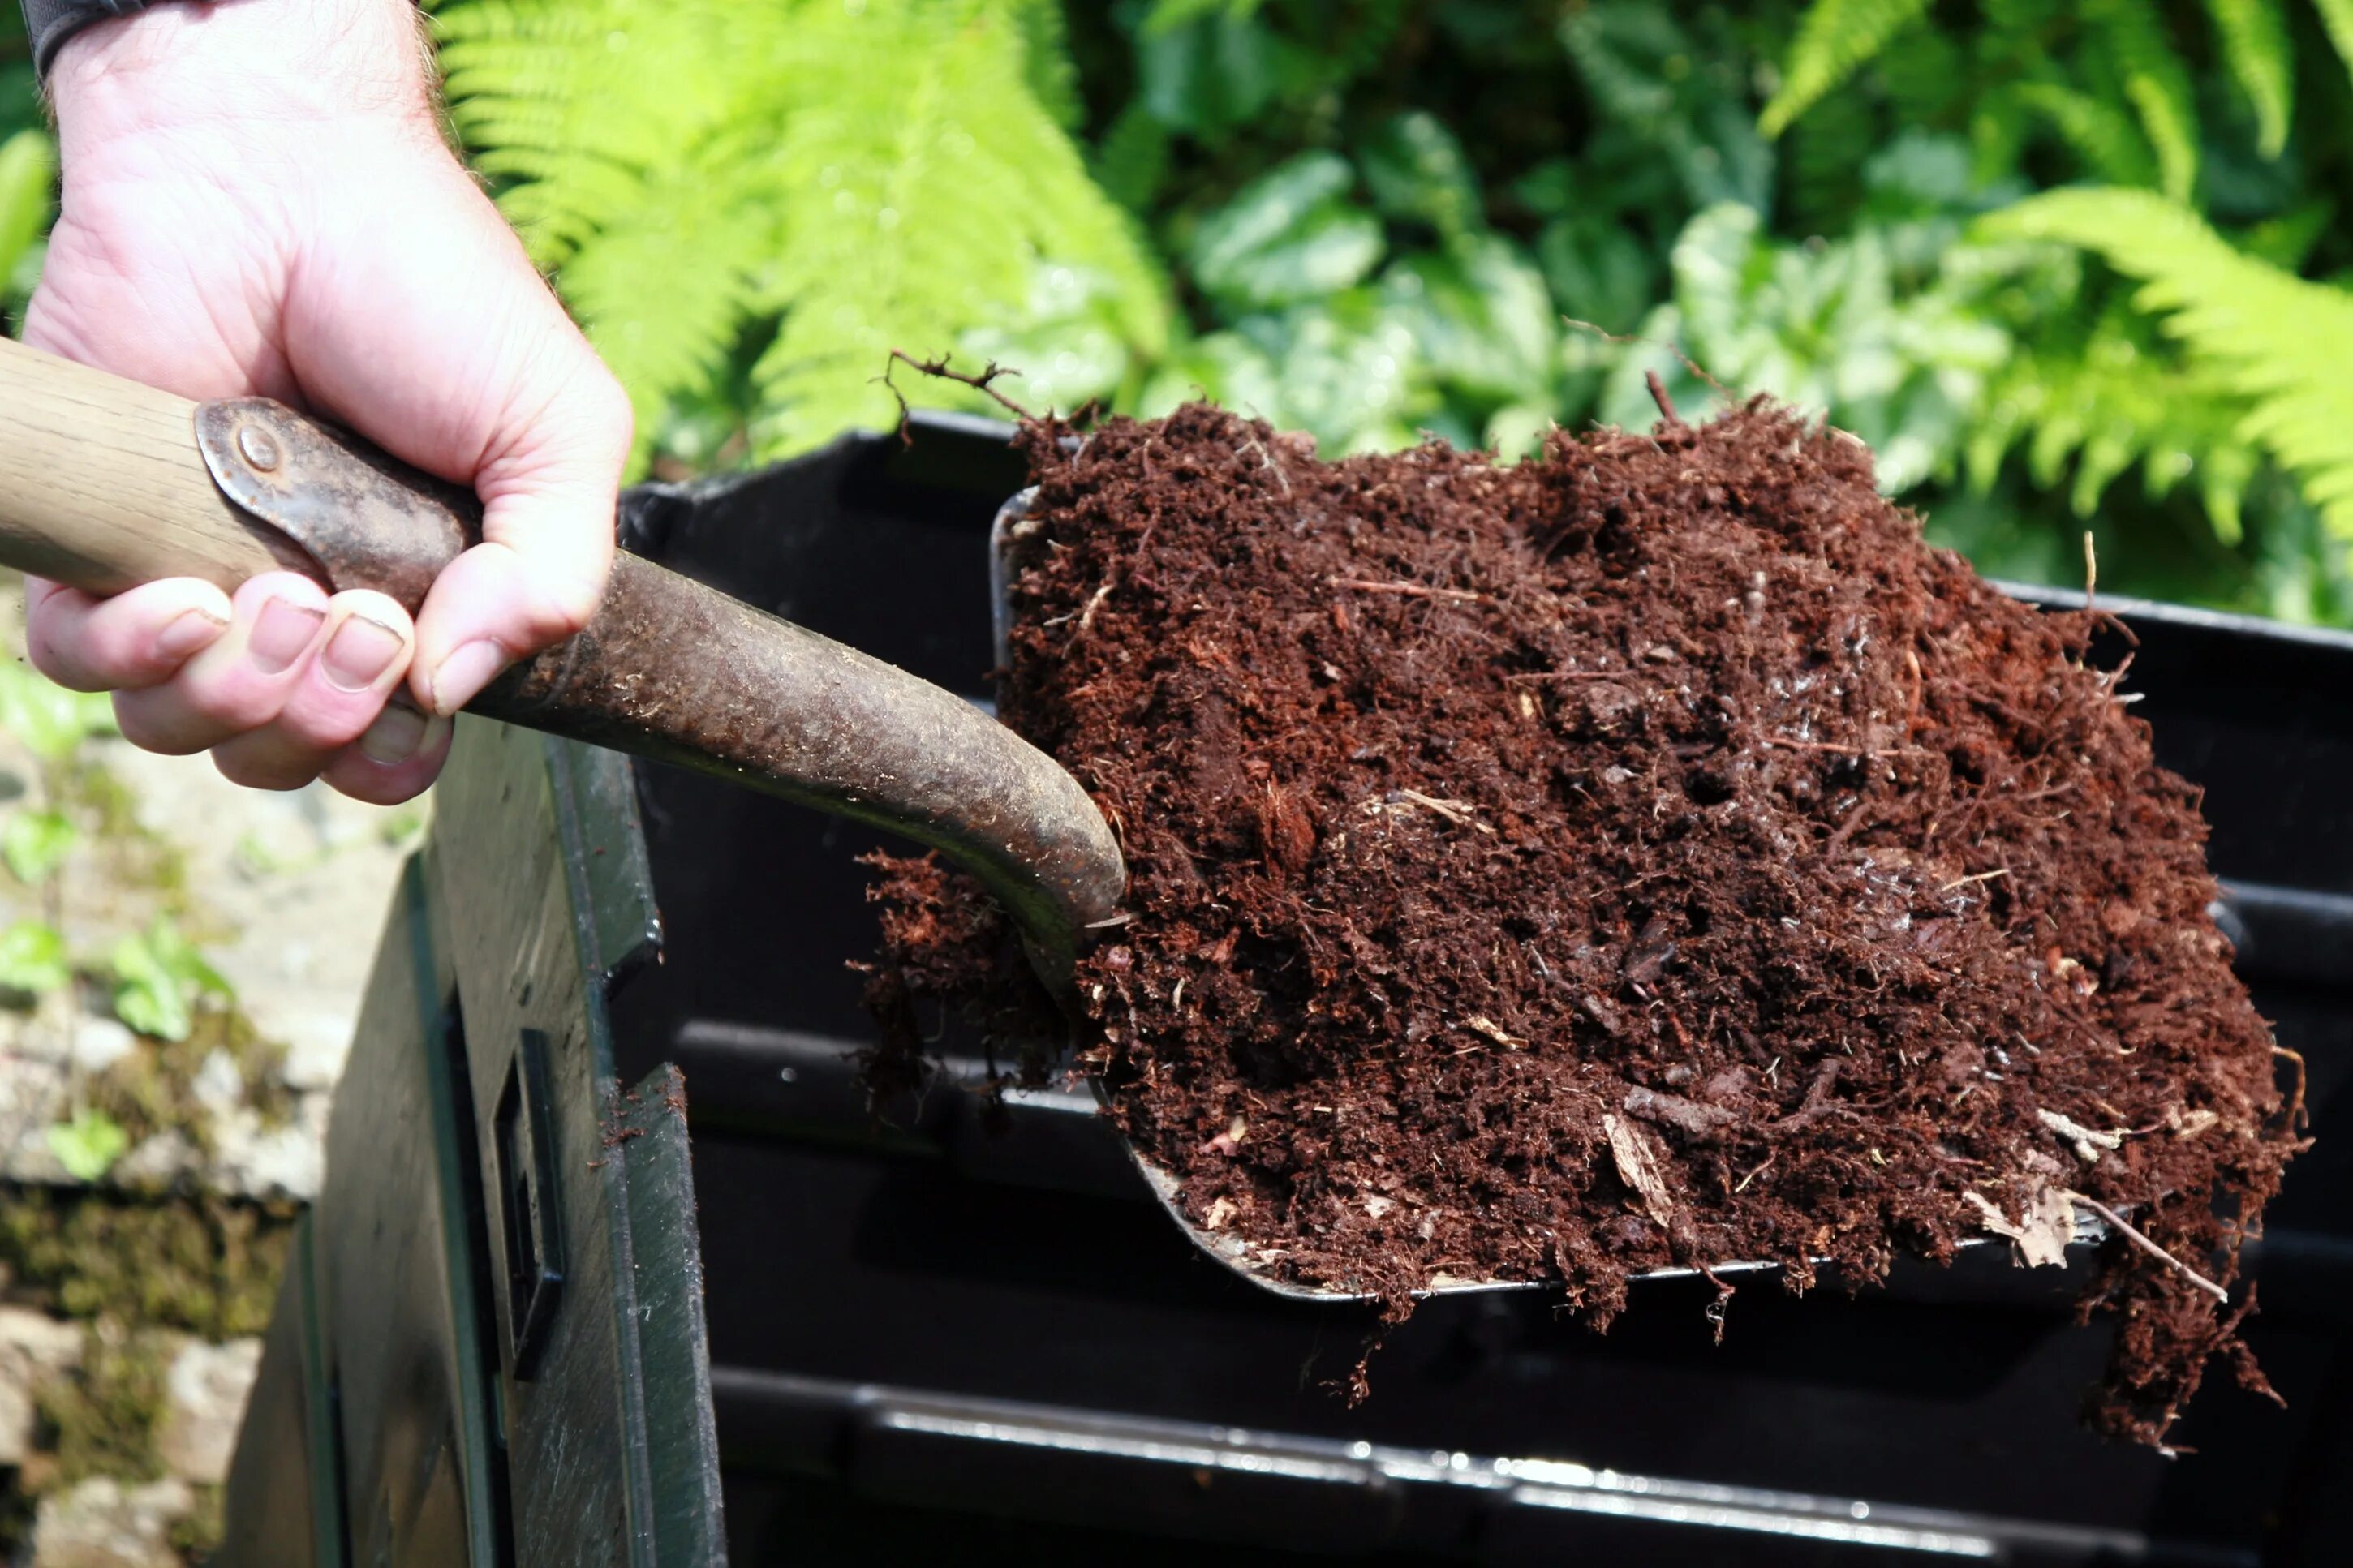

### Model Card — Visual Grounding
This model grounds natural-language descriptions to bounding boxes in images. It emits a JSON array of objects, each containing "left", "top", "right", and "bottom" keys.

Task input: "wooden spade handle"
[
  {"left": 0, "top": 337, "right": 308, "bottom": 593},
  {"left": 0, "top": 335, "right": 1125, "bottom": 994}
]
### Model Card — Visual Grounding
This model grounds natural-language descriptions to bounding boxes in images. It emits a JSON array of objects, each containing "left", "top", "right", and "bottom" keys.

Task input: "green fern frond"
[
  {"left": 2204, "top": 0, "right": 2292, "bottom": 158},
  {"left": 2315, "top": 0, "right": 2353, "bottom": 78},
  {"left": 1982, "top": 187, "right": 2353, "bottom": 538},
  {"left": 1758, "top": 0, "right": 1930, "bottom": 137},
  {"left": 1966, "top": 303, "right": 2257, "bottom": 540},
  {"left": 2086, "top": 0, "right": 2199, "bottom": 200},
  {"left": 438, "top": 2, "right": 768, "bottom": 268},
  {"left": 2011, "top": 82, "right": 2162, "bottom": 188},
  {"left": 438, "top": 0, "right": 1166, "bottom": 469},
  {"left": 749, "top": 0, "right": 1168, "bottom": 454},
  {"left": 1010, "top": 0, "right": 1081, "bottom": 130},
  {"left": 556, "top": 163, "right": 772, "bottom": 448}
]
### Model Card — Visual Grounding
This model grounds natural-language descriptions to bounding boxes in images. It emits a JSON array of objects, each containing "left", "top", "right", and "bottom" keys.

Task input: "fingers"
[
  {"left": 26, "top": 576, "right": 234, "bottom": 692},
  {"left": 318, "top": 698, "right": 453, "bottom": 805},
  {"left": 207, "top": 590, "right": 419, "bottom": 788},
  {"left": 411, "top": 363, "right": 631, "bottom": 715},
  {"left": 113, "top": 573, "right": 333, "bottom": 755},
  {"left": 97, "top": 574, "right": 430, "bottom": 792}
]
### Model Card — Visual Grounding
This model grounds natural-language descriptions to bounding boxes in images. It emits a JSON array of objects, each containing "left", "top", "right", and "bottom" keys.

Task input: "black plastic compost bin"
[{"left": 217, "top": 415, "right": 2353, "bottom": 1567}]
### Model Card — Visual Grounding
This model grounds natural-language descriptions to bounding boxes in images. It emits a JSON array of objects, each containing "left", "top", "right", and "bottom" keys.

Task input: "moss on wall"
[{"left": 0, "top": 1190, "right": 295, "bottom": 1340}]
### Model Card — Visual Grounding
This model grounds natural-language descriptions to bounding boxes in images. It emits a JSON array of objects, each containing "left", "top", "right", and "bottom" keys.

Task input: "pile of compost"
[{"left": 863, "top": 393, "right": 2304, "bottom": 1447}]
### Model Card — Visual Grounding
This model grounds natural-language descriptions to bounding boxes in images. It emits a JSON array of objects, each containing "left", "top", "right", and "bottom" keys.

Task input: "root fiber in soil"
[{"left": 863, "top": 395, "right": 2304, "bottom": 1448}]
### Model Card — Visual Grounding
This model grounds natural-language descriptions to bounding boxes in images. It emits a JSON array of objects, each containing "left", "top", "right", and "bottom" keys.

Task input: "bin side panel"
[
  {"left": 428, "top": 717, "right": 722, "bottom": 1566},
  {"left": 308, "top": 854, "right": 503, "bottom": 1566}
]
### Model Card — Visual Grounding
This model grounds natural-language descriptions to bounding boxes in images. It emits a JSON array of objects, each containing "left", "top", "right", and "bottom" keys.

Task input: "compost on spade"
[{"left": 861, "top": 380, "right": 2306, "bottom": 1450}]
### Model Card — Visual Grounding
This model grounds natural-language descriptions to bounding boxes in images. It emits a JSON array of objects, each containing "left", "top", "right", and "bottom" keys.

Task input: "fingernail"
[
  {"left": 357, "top": 704, "right": 448, "bottom": 767},
  {"left": 320, "top": 614, "right": 407, "bottom": 693},
  {"left": 428, "top": 640, "right": 507, "bottom": 715},
  {"left": 156, "top": 608, "right": 229, "bottom": 661},
  {"left": 248, "top": 599, "right": 325, "bottom": 674}
]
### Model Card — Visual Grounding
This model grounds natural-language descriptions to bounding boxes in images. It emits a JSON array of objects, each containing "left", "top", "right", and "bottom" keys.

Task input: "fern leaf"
[
  {"left": 2204, "top": 0, "right": 2292, "bottom": 158},
  {"left": 2087, "top": 0, "right": 2199, "bottom": 201},
  {"left": 1758, "top": 0, "right": 1930, "bottom": 138},
  {"left": 557, "top": 159, "right": 772, "bottom": 461},
  {"left": 750, "top": 0, "right": 1168, "bottom": 453},
  {"left": 437, "top": 1, "right": 770, "bottom": 268},
  {"left": 2011, "top": 82, "right": 2162, "bottom": 188},
  {"left": 1972, "top": 305, "right": 2253, "bottom": 539},
  {"left": 1982, "top": 188, "right": 2353, "bottom": 537},
  {"left": 440, "top": 0, "right": 1166, "bottom": 467},
  {"left": 2315, "top": 0, "right": 2353, "bottom": 79},
  {"left": 1010, "top": 0, "right": 1081, "bottom": 130}
]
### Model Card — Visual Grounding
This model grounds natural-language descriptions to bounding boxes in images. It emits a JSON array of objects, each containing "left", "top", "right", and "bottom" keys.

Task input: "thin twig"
[
  {"left": 1560, "top": 319, "right": 1729, "bottom": 401},
  {"left": 2275, "top": 1045, "right": 2308, "bottom": 1130},
  {"left": 1938, "top": 869, "right": 2011, "bottom": 892},
  {"left": 1327, "top": 576, "right": 1490, "bottom": 604},
  {"left": 1762, "top": 736, "right": 1886, "bottom": 757},
  {"left": 1502, "top": 668, "right": 1629, "bottom": 684},
  {"left": 877, "top": 349, "right": 1039, "bottom": 445},
  {"left": 1393, "top": 788, "right": 1496, "bottom": 834},
  {"left": 1645, "top": 368, "right": 1680, "bottom": 424},
  {"left": 2063, "top": 1191, "right": 2230, "bottom": 1304}
]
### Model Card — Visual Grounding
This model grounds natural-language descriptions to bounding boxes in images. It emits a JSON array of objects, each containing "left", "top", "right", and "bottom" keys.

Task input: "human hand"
[{"left": 20, "top": 0, "right": 632, "bottom": 803}]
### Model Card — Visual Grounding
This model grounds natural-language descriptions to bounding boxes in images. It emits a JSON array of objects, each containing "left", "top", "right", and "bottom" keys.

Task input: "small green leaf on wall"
[
  {"left": 110, "top": 919, "right": 232, "bottom": 1044},
  {"left": 3, "top": 809, "right": 76, "bottom": 884},
  {"left": 0, "top": 917, "right": 68, "bottom": 994},
  {"left": 0, "top": 662, "right": 117, "bottom": 764},
  {"left": 46, "top": 1108, "right": 127, "bottom": 1183}
]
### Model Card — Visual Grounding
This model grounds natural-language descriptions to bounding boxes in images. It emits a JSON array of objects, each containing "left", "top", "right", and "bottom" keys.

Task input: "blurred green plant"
[
  {"left": 3, "top": 809, "right": 77, "bottom": 885},
  {"left": 432, "top": 0, "right": 1167, "bottom": 466},
  {"left": 0, "top": 662, "right": 116, "bottom": 764},
  {"left": 109, "top": 918, "right": 232, "bottom": 1045},
  {"left": 44, "top": 1109, "right": 127, "bottom": 1184},
  {"left": 0, "top": 2, "right": 2317, "bottom": 623},
  {"left": 0, "top": 917, "right": 68, "bottom": 995}
]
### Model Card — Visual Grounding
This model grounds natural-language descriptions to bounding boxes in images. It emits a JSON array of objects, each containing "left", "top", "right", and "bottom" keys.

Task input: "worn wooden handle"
[
  {"left": 0, "top": 336, "right": 316, "bottom": 595},
  {"left": 0, "top": 333, "right": 1125, "bottom": 994}
]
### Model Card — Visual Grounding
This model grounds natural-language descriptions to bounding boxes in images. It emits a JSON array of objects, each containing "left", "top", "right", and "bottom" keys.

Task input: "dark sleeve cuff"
[{"left": 22, "top": 1, "right": 158, "bottom": 83}]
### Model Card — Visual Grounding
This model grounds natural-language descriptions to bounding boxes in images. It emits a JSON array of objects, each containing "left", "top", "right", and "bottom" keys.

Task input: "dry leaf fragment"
[
  {"left": 2037, "top": 1106, "right": 2125, "bottom": 1163},
  {"left": 1604, "top": 1112, "right": 1677, "bottom": 1229},
  {"left": 1203, "top": 1196, "right": 1238, "bottom": 1231},
  {"left": 1963, "top": 1183, "right": 2072, "bottom": 1268},
  {"left": 2169, "top": 1106, "right": 2220, "bottom": 1139},
  {"left": 1464, "top": 1016, "right": 1529, "bottom": 1050}
]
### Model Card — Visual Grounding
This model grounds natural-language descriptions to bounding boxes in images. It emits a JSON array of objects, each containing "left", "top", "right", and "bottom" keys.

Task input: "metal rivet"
[{"left": 235, "top": 424, "right": 282, "bottom": 472}]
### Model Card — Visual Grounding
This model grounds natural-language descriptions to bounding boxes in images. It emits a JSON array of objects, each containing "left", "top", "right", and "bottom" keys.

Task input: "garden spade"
[{"left": 0, "top": 337, "right": 2092, "bottom": 1305}]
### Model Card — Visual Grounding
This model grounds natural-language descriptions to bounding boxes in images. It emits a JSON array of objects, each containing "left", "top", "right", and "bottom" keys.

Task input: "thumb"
[{"left": 411, "top": 356, "right": 633, "bottom": 716}]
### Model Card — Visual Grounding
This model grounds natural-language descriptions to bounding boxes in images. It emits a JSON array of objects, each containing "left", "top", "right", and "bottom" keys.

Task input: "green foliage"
[
  {"left": 1759, "top": 0, "right": 1930, "bottom": 137},
  {"left": 109, "top": 917, "right": 233, "bottom": 1044},
  {"left": 2207, "top": 0, "right": 2294, "bottom": 157},
  {"left": 437, "top": 0, "right": 1166, "bottom": 465},
  {"left": 410, "top": 0, "right": 2353, "bottom": 624},
  {"left": 0, "top": 127, "right": 54, "bottom": 304},
  {"left": 0, "top": 663, "right": 117, "bottom": 764},
  {"left": 0, "top": 1190, "right": 295, "bottom": 1338},
  {"left": 0, "top": 918, "right": 69, "bottom": 995},
  {"left": 45, "top": 1110, "right": 128, "bottom": 1184},
  {"left": 1983, "top": 187, "right": 2353, "bottom": 539},
  {"left": 2, "top": 809, "right": 76, "bottom": 885}
]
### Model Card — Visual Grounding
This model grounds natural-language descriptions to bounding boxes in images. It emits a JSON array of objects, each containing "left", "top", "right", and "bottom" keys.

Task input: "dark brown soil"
[{"left": 862, "top": 397, "right": 2305, "bottom": 1448}]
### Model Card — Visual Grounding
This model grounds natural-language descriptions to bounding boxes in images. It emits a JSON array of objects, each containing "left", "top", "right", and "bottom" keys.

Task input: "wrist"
[{"left": 49, "top": 0, "right": 436, "bottom": 153}]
